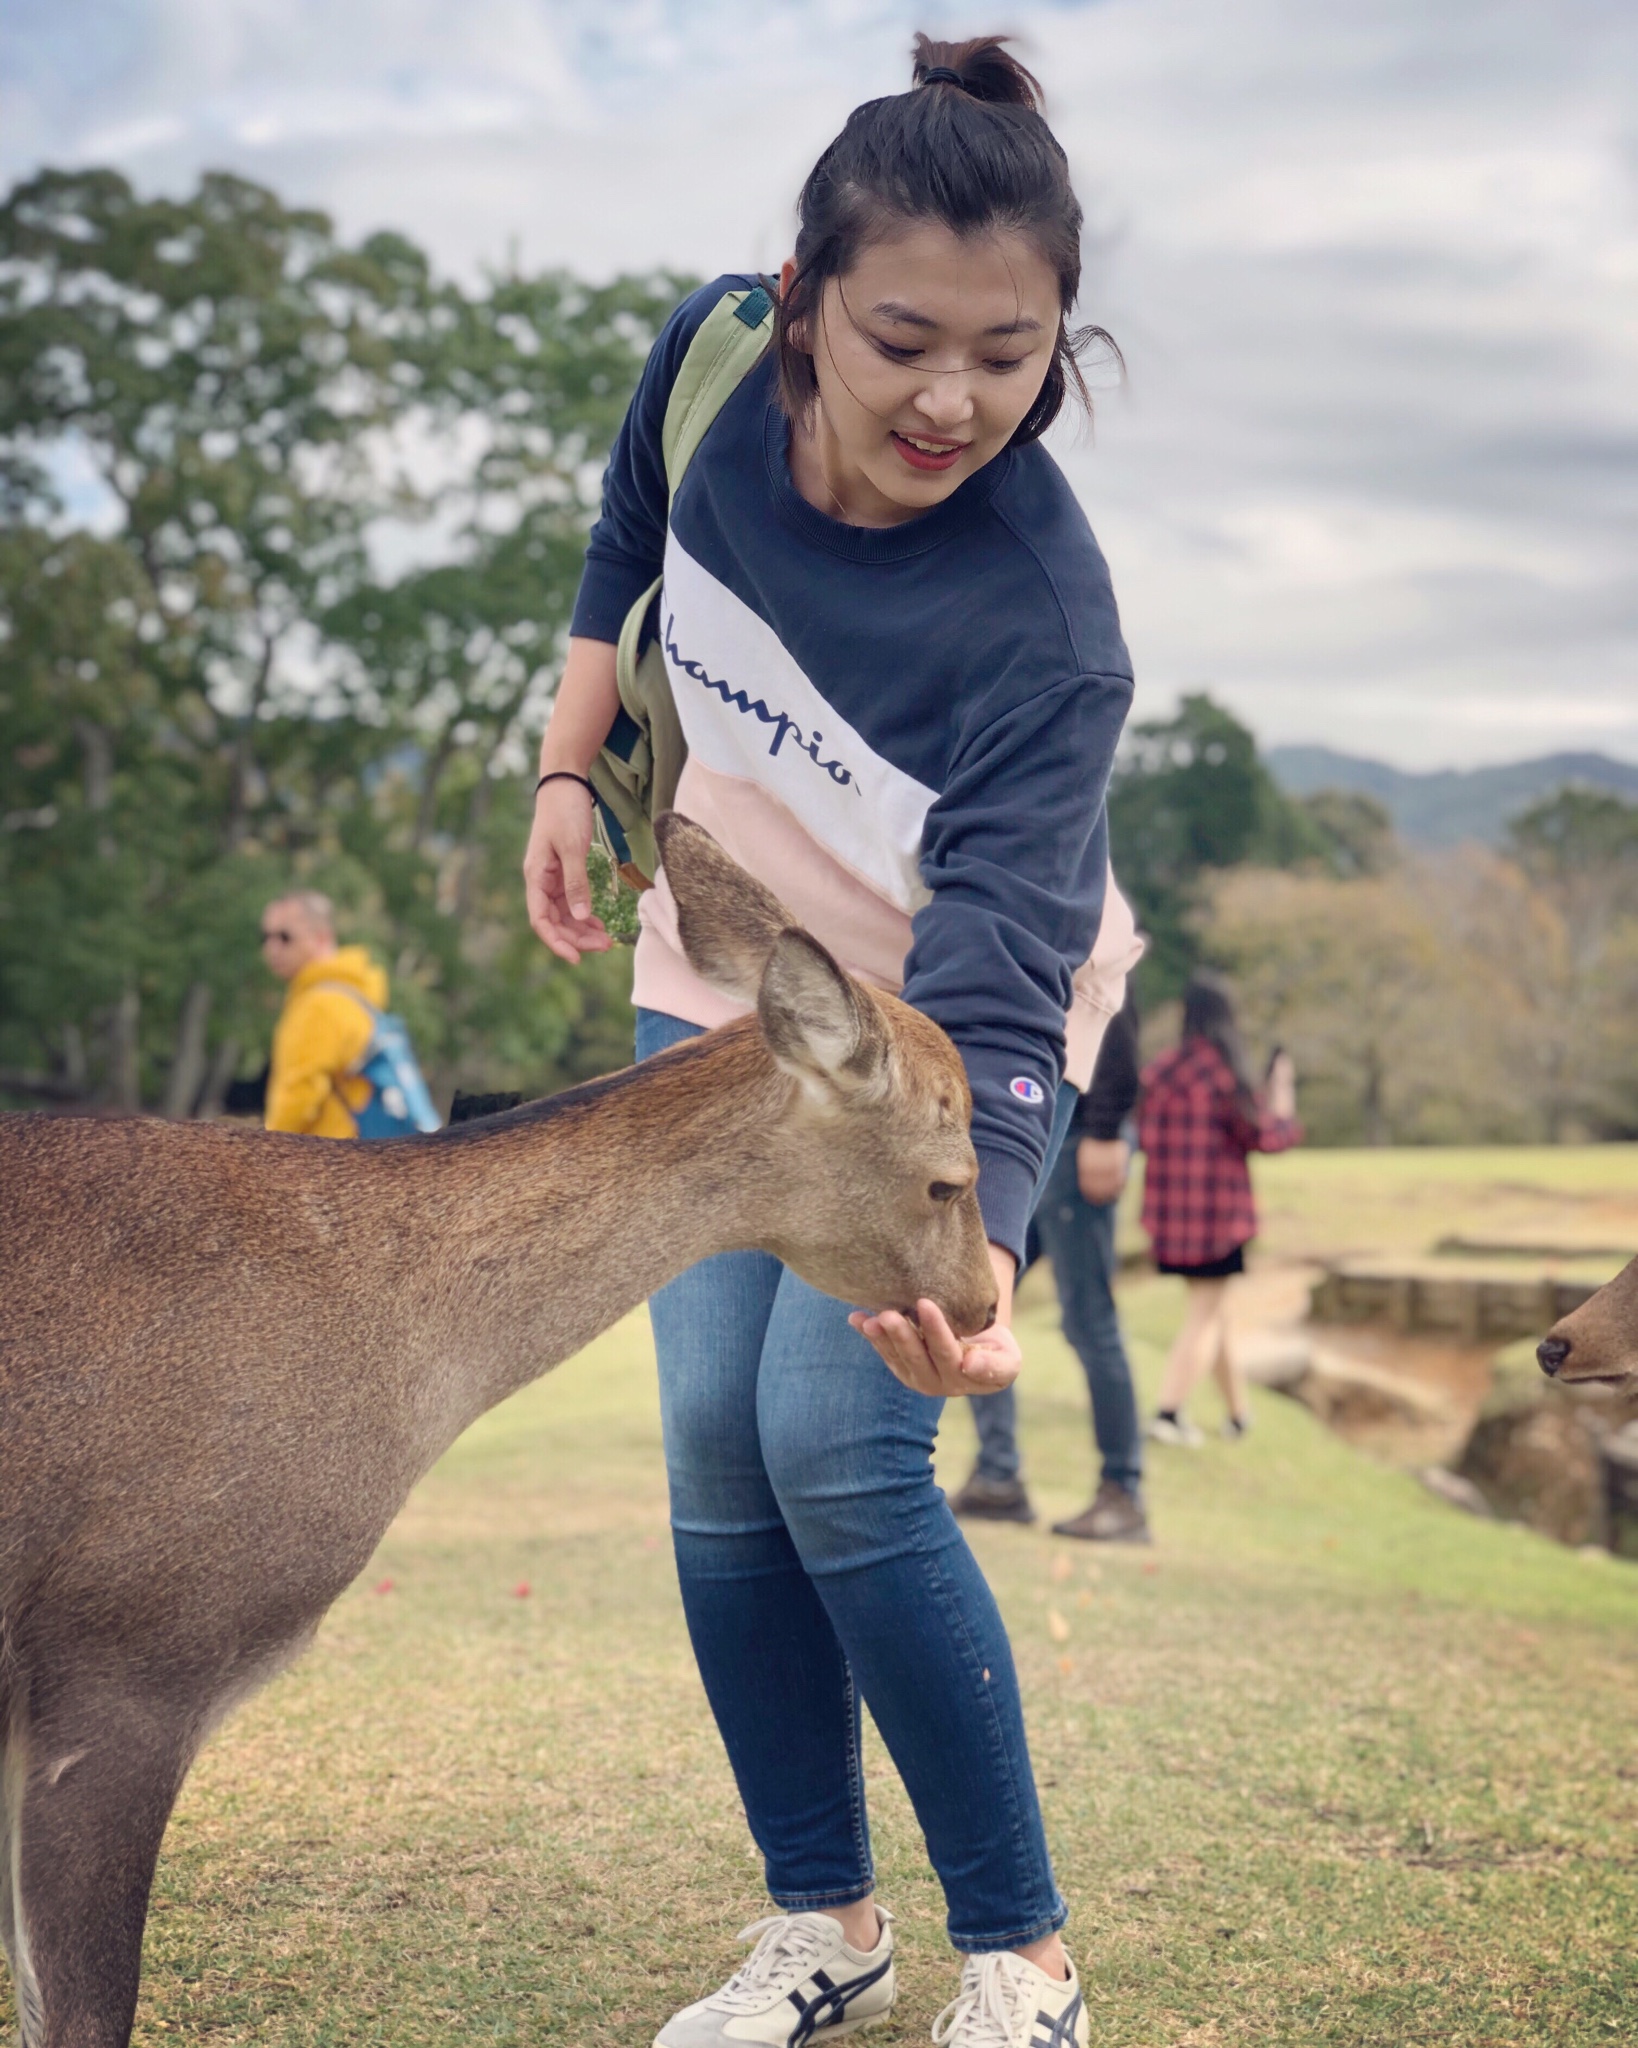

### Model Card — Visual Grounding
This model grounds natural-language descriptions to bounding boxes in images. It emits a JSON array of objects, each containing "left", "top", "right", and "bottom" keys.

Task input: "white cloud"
[{"left": 3, "top": 0, "right": 1634, "bottom": 767}]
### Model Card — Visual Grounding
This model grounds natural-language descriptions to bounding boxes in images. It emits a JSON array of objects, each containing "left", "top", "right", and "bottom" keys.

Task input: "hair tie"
[
  {"left": 534, "top": 769, "right": 597, "bottom": 802},
  {"left": 919, "top": 66, "right": 967, "bottom": 90}
]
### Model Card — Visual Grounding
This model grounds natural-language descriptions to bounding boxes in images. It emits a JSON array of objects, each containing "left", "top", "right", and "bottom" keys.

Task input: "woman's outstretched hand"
[
  {"left": 523, "top": 780, "right": 611, "bottom": 964},
  {"left": 850, "top": 1298, "right": 1024, "bottom": 1399}
]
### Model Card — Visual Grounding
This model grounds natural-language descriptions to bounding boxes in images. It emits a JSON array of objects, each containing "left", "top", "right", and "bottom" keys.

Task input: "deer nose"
[{"left": 1537, "top": 1336, "right": 1570, "bottom": 1378}]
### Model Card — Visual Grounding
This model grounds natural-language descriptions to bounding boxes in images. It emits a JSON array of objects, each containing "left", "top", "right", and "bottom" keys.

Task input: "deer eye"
[{"left": 929, "top": 1181, "right": 963, "bottom": 1205}]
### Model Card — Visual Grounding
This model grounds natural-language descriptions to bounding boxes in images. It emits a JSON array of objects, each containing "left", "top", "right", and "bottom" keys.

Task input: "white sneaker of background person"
[
  {"left": 654, "top": 1908, "right": 896, "bottom": 2046},
  {"left": 931, "top": 1950, "right": 1089, "bottom": 2048}
]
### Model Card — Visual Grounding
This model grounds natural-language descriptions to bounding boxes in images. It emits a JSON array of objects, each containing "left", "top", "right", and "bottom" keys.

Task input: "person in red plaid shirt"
[{"left": 1138, "top": 973, "right": 1300, "bottom": 1445}]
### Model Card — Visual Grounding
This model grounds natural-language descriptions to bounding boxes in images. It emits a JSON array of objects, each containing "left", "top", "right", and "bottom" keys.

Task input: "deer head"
[
  {"left": 1538, "top": 1254, "right": 1638, "bottom": 1385},
  {"left": 657, "top": 811, "right": 998, "bottom": 1337}
]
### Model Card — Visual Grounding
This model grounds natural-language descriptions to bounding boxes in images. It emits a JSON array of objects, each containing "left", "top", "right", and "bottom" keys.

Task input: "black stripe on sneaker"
[
  {"left": 786, "top": 1956, "right": 892, "bottom": 2047},
  {"left": 1032, "top": 1990, "right": 1083, "bottom": 2048}
]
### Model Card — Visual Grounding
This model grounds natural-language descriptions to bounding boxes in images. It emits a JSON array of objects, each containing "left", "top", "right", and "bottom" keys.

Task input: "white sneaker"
[
  {"left": 931, "top": 1951, "right": 1087, "bottom": 2048},
  {"left": 654, "top": 1909, "right": 896, "bottom": 2047},
  {"left": 1146, "top": 1412, "right": 1204, "bottom": 1449}
]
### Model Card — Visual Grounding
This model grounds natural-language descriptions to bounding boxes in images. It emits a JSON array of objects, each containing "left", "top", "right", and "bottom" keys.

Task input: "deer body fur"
[{"left": 0, "top": 815, "right": 996, "bottom": 2048}]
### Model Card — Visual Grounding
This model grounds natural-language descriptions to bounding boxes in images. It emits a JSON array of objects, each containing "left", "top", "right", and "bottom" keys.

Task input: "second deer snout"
[{"left": 1537, "top": 1255, "right": 1638, "bottom": 1385}]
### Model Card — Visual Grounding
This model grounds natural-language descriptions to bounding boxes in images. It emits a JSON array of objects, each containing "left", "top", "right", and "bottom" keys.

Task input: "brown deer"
[
  {"left": 1538, "top": 1255, "right": 1638, "bottom": 1385},
  {"left": 0, "top": 813, "right": 996, "bottom": 2048}
]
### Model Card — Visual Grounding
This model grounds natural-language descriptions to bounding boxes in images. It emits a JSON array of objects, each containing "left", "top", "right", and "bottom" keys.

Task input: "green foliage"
[
  {"left": 587, "top": 844, "right": 641, "bottom": 946},
  {"left": 0, "top": 165, "right": 691, "bottom": 1109},
  {"left": 1109, "top": 692, "right": 1334, "bottom": 996},
  {"left": 1502, "top": 787, "right": 1638, "bottom": 1138},
  {"left": 1507, "top": 785, "right": 1638, "bottom": 882},
  {"left": 1295, "top": 787, "right": 1396, "bottom": 877}
]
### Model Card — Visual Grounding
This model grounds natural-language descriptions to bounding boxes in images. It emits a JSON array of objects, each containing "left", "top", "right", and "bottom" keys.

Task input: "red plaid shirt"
[{"left": 1138, "top": 1039, "right": 1302, "bottom": 1267}]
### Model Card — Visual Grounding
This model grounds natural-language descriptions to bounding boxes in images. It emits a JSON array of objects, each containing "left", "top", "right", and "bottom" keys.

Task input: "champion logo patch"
[{"left": 1009, "top": 1076, "right": 1046, "bottom": 1105}]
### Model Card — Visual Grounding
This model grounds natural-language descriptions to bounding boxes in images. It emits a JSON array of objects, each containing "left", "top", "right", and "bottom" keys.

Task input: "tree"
[
  {"left": 1509, "top": 787, "right": 1638, "bottom": 882},
  {"left": 0, "top": 165, "right": 687, "bottom": 1111},
  {"left": 1295, "top": 788, "right": 1395, "bottom": 878},
  {"left": 1202, "top": 839, "right": 1638, "bottom": 1145},
  {"left": 1109, "top": 692, "right": 1336, "bottom": 996},
  {"left": 1202, "top": 866, "right": 1482, "bottom": 1145},
  {"left": 1453, "top": 802, "right": 1638, "bottom": 1140}
]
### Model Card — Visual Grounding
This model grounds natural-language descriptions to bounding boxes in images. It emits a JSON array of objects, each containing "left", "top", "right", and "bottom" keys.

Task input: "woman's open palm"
[{"left": 850, "top": 1300, "right": 1023, "bottom": 1399}]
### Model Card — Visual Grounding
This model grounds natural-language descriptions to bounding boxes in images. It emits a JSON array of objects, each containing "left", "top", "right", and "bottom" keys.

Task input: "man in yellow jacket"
[{"left": 260, "top": 891, "right": 390, "bottom": 1137}]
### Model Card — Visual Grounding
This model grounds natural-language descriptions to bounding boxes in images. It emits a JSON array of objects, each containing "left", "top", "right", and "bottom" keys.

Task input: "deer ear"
[
  {"left": 658, "top": 811, "right": 795, "bottom": 1003},
  {"left": 757, "top": 929, "right": 889, "bottom": 1098}
]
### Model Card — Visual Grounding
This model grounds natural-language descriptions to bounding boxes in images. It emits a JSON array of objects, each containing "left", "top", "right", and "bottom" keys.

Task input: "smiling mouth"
[{"left": 890, "top": 430, "right": 967, "bottom": 472}]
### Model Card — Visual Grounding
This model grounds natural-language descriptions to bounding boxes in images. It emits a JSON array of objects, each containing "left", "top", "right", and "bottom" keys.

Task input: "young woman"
[
  {"left": 1138, "top": 973, "right": 1301, "bottom": 1446},
  {"left": 523, "top": 36, "right": 1140, "bottom": 2048}
]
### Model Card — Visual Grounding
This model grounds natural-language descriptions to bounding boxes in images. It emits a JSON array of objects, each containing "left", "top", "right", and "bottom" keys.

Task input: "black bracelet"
[{"left": 534, "top": 770, "right": 597, "bottom": 801}]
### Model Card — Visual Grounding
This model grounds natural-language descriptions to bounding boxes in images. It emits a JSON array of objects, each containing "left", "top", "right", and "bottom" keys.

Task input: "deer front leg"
[
  {"left": 3, "top": 1720, "right": 42, "bottom": 2048},
  {"left": 7, "top": 1680, "right": 194, "bottom": 2048}
]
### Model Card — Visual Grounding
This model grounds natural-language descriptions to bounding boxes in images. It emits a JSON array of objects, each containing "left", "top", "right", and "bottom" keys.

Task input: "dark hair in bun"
[{"left": 773, "top": 32, "right": 1117, "bottom": 445}]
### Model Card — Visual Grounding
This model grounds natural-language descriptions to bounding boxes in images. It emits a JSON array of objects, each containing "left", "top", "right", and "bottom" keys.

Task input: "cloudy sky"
[{"left": 6, "top": 0, "right": 1635, "bottom": 767}]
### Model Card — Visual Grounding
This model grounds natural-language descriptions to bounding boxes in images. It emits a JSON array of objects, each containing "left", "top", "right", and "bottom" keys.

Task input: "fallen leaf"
[
  {"left": 1077, "top": 1588, "right": 1094, "bottom": 1610},
  {"left": 1051, "top": 1552, "right": 1073, "bottom": 1582},
  {"left": 512, "top": 1582, "right": 532, "bottom": 1599},
  {"left": 373, "top": 1578, "right": 395, "bottom": 1596},
  {"left": 1058, "top": 1656, "right": 1074, "bottom": 1676},
  {"left": 1047, "top": 1608, "right": 1071, "bottom": 1644}
]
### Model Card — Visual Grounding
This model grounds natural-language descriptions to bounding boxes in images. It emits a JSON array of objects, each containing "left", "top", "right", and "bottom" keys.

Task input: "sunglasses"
[{"left": 260, "top": 928, "right": 295, "bottom": 944}]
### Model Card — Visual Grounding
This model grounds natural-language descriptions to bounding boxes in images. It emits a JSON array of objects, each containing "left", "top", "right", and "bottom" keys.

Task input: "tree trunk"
[
  {"left": 196, "top": 1036, "right": 242, "bottom": 1121},
  {"left": 451, "top": 769, "right": 496, "bottom": 923},
  {"left": 411, "top": 722, "right": 461, "bottom": 853},
  {"left": 161, "top": 981, "right": 213, "bottom": 1119},
  {"left": 1361, "top": 1044, "right": 1386, "bottom": 1146},
  {"left": 108, "top": 986, "right": 141, "bottom": 1112},
  {"left": 226, "top": 635, "right": 277, "bottom": 849},
  {"left": 73, "top": 717, "right": 113, "bottom": 813},
  {"left": 61, "top": 1023, "right": 88, "bottom": 1094},
  {"left": 0, "top": 1068, "right": 87, "bottom": 1103},
  {"left": 448, "top": 707, "right": 525, "bottom": 922}
]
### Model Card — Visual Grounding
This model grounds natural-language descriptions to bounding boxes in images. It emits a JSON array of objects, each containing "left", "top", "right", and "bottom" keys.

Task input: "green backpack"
[{"left": 588, "top": 282, "right": 777, "bottom": 887}]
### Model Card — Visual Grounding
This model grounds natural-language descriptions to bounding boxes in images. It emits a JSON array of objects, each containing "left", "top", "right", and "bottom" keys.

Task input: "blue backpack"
[{"left": 316, "top": 985, "right": 442, "bottom": 1138}]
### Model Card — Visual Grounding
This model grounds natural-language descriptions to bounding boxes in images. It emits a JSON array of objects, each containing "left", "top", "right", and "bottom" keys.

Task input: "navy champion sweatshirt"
[{"left": 571, "top": 276, "right": 1138, "bottom": 1260}]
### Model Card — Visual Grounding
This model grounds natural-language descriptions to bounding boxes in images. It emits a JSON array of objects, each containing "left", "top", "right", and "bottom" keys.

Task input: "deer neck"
[{"left": 398, "top": 1020, "right": 792, "bottom": 1430}]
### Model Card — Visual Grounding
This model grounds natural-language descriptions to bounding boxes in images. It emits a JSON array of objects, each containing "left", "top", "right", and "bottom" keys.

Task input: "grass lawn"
[
  {"left": 9, "top": 1153, "right": 1638, "bottom": 2047},
  {"left": 1186, "top": 1142, "right": 1638, "bottom": 1272}
]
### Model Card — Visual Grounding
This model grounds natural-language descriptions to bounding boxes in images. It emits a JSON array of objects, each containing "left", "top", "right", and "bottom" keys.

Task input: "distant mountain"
[{"left": 1265, "top": 746, "right": 1638, "bottom": 849}]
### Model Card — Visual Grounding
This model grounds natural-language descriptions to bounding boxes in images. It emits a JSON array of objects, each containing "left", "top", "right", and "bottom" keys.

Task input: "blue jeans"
[
  {"left": 970, "top": 1139, "right": 1144, "bottom": 1495},
  {"left": 638, "top": 1007, "right": 1074, "bottom": 1951}
]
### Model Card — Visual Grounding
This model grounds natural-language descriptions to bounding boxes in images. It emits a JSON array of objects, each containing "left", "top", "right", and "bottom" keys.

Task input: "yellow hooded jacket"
[{"left": 266, "top": 946, "right": 390, "bottom": 1138}]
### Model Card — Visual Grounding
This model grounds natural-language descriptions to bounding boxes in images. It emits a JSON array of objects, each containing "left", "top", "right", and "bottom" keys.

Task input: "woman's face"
[{"left": 782, "top": 221, "right": 1062, "bottom": 527}]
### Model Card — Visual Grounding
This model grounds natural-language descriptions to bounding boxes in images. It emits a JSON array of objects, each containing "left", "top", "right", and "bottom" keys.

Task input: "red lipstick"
[{"left": 891, "top": 431, "right": 966, "bottom": 473}]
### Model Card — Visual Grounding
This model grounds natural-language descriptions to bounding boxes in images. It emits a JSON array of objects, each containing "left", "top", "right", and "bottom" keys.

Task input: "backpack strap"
[
  {"left": 308, "top": 982, "right": 381, "bottom": 1071},
  {"left": 661, "top": 282, "right": 776, "bottom": 490},
  {"left": 590, "top": 283, "right": 775, "bottom": 886}
]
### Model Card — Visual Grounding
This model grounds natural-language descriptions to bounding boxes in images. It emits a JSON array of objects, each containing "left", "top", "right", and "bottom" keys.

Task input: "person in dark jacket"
[
  {"left": 1139, "top": 973, "right": 1300, "bottom": 1446},
  {"left": 951, "top": 985, "right": 1150, "bottom": 1542}
]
